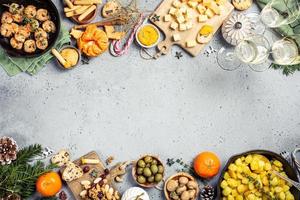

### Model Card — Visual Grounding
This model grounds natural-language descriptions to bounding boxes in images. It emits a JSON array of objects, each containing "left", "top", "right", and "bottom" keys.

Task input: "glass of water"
[
  {"left": 270, "top": 35, "right": 300, "bottom": 65},
  {"left": 260, "top": 0, "right": 300, "bottom": 28},
  {"left": 217, "top": 35, "right": 271, "bottom": 72}
]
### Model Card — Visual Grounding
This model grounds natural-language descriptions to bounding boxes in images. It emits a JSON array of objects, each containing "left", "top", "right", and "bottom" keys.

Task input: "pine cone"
[
  {"left": 0, "top": 136, "right": 18, "bottom": 165},
  {"left": 200, "top": 185, "right": 215, "bottom": 200}
]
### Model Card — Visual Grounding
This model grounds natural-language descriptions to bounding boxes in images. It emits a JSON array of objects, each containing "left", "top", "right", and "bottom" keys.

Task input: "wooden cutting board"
[
  {"left": 150, "top": 0, "right": 234, "bottom": 57},
  {"left": 61, "top": 151, "right": 107, "bottom": 200}
]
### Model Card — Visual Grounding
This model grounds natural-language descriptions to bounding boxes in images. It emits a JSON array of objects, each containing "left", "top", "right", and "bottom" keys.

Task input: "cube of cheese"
[
  {"left": 198, "top": 14, "right": 208, "bottom": 22},
  {"left": 164, "top": 14, "right": 172, "bottom": 22},
  {"left": 175, "top": 10, "right": 183, "bottom": 18},
  {"left": 205, "top": 8, "right": 214, "bottom": 18},
  {"left": 186, "top": 21, "right": 193, "bottom": 29},
  {"left": 179, "top": 23, "right": 187, "bottom": 31},
  {"left": 173, "top": 34, "right": 181, "bottom": 42},
  {"left": 187, "top": 1, "right": 198, "bottom": 8},
  {"left": 215, "top": 0, "right": 226, "bottom": 5},
  {"left": 179, "top": 6, "right": 187, "bottom": 14},
  {"left": 185, "top": 9, "right": 193, "bottom": 19},
  {"left": 208, "top": 1, "right": 220, "bottom": 14},
  {"left": 177, "top": 15, "right": 186, "bottom": 24},
  {"left": 172, "top": 0, "right": 181, "bottom": 8},
  {"left": 170, "top": 22, "right": 179, "bottom": 30},
  {"left": 186, "top": 40, "right": 197, "bottom": 48},
  {"left": 203, "top": 0, "right": 211, "bottom": 6},
  {"left": 197, "top": 4, "right": 206, "bottom": 14},
  {"left": 169, "top": 7, "right": 177, "bottom": 15}
]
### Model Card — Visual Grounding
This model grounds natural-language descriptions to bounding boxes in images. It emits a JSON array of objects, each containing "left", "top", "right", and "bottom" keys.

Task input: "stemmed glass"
[
  {"left": 217, "top": 35, "right": 271, "bottom": 72},
  {"left": 270, "top": 34, "right": 300, "bottom": 65},
  {"left": 260, "top": 0, "right": 300, "bottom": 28}
]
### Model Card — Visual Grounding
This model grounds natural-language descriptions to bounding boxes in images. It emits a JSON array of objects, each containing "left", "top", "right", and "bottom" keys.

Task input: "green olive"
[
  {"left": 144, "top": 156, "right": 153, "bottom": 163},
  {"left": 137, "top": 159, "right": 146, "bottom": 168},
  {"left": 137, "top": 175, "right": 146, "bottom": 184},
  {"left": 151, "top": 160, "right": 158, "bottom": 165},
  {"left": 137, "top": 167, "right": 143, "bottom": 175},
  {"left": 147, "top": 176, "right": 155, "bottom": 183},
  {"left": 146, "top": 163, "right": 151, "bottom": 168},
  {"left": 155, "top": 173, "right": 163, "bottom": 182},
  {"left": 143, "top": 167, "right": 152, "bottom": 177},
  {"left": 158, "top": 165, "right": 164, "bottom": 173},
  {"left": 150, "top": 164, "right": 158, "bottom": 174}
]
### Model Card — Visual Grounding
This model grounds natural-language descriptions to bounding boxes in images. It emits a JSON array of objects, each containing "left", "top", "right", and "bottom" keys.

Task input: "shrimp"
[
  {"left": 24, "top": 39, "right": 36, "bottom": 53},
  {"left": 34, "top": 28, "right": 47, "bottom": 40},
  {"left": 10, "top": 37, "right": 23, "bottom": 50},
  {"left": 0, "top": 23, "right": 13, "bottom": 37},
  {"left": 12, "top": 13, "right": 23, "bottom": 23},
  {"left": 1, "top": 11, "right": 13, "bottom": 24},
  {"left": 36, "top": 9, "right": 49, "bottom": 22},
  {"left": 28, "top": 19, "right": 39, "bottom": 32},
  {"left": 42, "top": 20, "right": 56, "bottom": 33},
  {"left": 14, "top": 26, "right": 30, "bottom": 42},
  {"left": 36, "top": 38, "right": 48, "bottom": 50},
  {"left": 24, "top": 5, "right": 37, "bottom": 19},
  {"left": 9, "top": 3, "right": 24, "bottom": 14},
  {"left": 11, "top": 23, "right": 19, "bottom": 34}
]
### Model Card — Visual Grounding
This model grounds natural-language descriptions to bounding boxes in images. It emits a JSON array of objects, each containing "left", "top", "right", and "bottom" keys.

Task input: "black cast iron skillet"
[
  {"left": 0, "top": 0, "right": 60, "bottom": 58},
  {"left": 217, "top": 150, "right": 300, "bottom": 199}
]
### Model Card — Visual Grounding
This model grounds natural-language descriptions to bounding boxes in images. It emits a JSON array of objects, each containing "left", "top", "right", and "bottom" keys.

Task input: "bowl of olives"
[{"left": 132, "top": 155, "right": 165, "bottom": 188}]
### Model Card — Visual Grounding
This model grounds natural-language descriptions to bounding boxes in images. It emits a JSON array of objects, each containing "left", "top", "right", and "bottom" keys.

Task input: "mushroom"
[
  {"left": 176, "top": 185, "right": 187, "bottom": 195},
  {"left": 181, "top": 191, "right": 190, "bottom": 200},
  {"left": 187, "top": 180, "right": 198, "bottom": 189},
  {"left": 167, "top": 180, "right": 179, "bottom": 192},
  {"left": 179, "top": 176, "right": 189, "bottom": 185}
]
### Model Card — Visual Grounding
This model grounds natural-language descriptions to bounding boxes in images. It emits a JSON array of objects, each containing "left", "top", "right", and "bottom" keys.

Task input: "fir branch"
[
  {"left": 0, "top": 144, "right": 56, "bottom": 199},
  {"left": 271, "top": 63, "right": 300, "bottom": 76},
  {"left": 15, "top": 144, "right": 43, "bottom": 165}
]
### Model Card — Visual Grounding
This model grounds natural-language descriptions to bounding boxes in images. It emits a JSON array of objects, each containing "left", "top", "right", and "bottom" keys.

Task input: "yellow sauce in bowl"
[{"left": 137, "top": 25, "right": 159, "bottom": 47}]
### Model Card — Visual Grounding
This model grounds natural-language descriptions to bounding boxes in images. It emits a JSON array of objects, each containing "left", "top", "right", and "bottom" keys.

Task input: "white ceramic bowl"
[{"left": 135, "top": 24, "right": 160, "bottom": 49}]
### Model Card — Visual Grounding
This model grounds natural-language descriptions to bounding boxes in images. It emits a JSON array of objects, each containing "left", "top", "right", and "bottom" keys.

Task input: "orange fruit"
[
  {"left": 194, "top": 151, "right": 221, "bottom": 179},
  {"left": 36, "top": 171, "right": 62, "bottom": 197}
]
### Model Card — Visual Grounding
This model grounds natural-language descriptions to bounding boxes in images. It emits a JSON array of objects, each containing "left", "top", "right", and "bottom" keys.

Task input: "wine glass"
[
  {"left": 270, "top": 34, "right": 300, "bottom": 65},
  {"left": 217, "top": 35, "right": 271, "bottom": 72},
  {"left": 260, "top": 0, "right": 300, "bottom": 28}
]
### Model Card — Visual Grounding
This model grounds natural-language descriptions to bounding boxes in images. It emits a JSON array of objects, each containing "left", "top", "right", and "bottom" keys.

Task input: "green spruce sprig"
[{"left": 0, "top": 144, "right": 57, "bottom": 199}]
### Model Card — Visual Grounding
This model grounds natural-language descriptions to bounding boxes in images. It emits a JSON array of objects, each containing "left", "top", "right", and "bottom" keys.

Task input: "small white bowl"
[{"left": 135, "top": 24, "right": 160, "bottom": 49}]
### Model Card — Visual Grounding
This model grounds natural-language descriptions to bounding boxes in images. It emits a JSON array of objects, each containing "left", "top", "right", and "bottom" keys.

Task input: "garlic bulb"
[
  {"left": 121, "top": 187, "right": 150, "bottom": 200},
  {"left": 222, "top": 13, "right": 252, "bottom": 46}
]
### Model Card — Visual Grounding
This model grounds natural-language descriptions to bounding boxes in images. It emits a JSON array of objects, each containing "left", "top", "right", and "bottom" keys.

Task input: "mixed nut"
[
  {"left": 79, "top": 171, "right": 120, "bottom": 200},
  {"left": 134, "top": 155, "right": 164, "bottom": 186},
  {"left": 165, "top": 173, "right": 198, "bottom": 200}
]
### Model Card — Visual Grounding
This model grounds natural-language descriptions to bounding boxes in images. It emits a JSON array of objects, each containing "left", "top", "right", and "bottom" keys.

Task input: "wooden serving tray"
[
  {"left": 150, "top": 0, "right": 234, "bottom": 57},
  {"left": 61, "top": 151, "right": 106, "bottom": 200}
]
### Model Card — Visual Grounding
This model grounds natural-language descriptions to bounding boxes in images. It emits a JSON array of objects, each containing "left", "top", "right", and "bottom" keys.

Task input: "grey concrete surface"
[{"left": 1, "top": 0, "right": 300, "bottom": 199}]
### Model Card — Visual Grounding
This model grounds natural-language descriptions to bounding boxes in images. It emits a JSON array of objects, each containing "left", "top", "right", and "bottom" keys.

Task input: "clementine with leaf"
[
  {"left": 36, "top": 171, "right": 62, "bottom": 197},
  {"left": 194, "top": 151, "right": 221, "bottom": 179}
]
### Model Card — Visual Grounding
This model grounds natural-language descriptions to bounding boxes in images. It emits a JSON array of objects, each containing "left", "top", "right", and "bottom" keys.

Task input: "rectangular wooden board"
[
  {"left": 150, "top": 0, "right": 234, "bottom": 57},
  {"left": 61, "top": 151, "right": 106, "bottom": 200}
]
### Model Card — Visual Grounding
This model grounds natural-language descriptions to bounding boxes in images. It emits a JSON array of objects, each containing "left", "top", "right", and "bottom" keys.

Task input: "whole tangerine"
[
  {"left": 36, "top": 171, "right": 62, "bottom": 197},
  {"left": 193, "top": 151, "right": 221, "bottom": 179}
]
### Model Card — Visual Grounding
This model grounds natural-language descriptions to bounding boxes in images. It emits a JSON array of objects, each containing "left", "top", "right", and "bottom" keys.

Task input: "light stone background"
[{"left": 0, "top": 0, "right": 300, "bottom": 199}]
